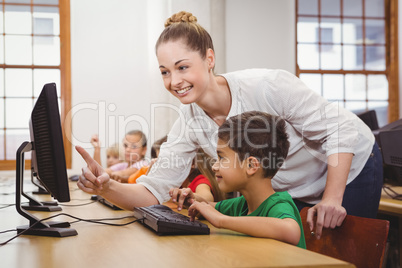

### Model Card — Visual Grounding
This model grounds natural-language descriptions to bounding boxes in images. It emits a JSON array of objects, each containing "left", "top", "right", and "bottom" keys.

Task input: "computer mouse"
[{"left": 68, "top": 174, "right": 80, "bottom": 181}]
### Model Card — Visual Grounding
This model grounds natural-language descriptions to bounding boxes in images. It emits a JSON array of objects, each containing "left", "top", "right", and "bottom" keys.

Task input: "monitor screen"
[
  {"left": 30, "top": 83, "right": 70, "bottom": 202},
  {"left": 357, "top": 110, "right": 379, "bottom": 131}
]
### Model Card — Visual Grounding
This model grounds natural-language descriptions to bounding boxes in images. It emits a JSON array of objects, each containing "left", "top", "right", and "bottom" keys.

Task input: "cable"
[
  {"left": 0, "top": 191, "right": 33, "bottom": 195},
  {"left": 0, "top": 213, "right": 62, "bottom": 246},
  {"left": 59, "top": 201, "right": 97, "bottom": 207},
  {"left": 67, "top": 215, "right": 136, "bottom": 224},
  {"left": 70, "top": 198, "right": 97, "bottom": 201},
  {"left": 0, "top": 199, "right": 95, "bottom": 209},
  {"left": 69, "top": 214, "right": 140, "bottom": 226},
  {"left": 0, "top": 229, "right": 16, "bottom": 235},
  {"left": 0, "top": 202, "right": 29, "bottom": 210},
  {"left": 0, "top": 192, "right": 15, "bottom": 196},
  {"left": 0, "top": 213, "right": 144, "bottom": 246},
  {"left": 0, "top": 204, "right": 15, "bottom": 209},
  {"left": 383, "top": 185, "right": 402, "bottom": 200}
]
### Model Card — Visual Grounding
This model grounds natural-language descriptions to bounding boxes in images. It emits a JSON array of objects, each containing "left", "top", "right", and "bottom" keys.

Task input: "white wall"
[
  {"left": 225, "top": 0, "right": 295, "bottom": 73},
  {"left": 70, "top": 0, "right": 177, "bottom": 170},
  {"left": 69, "top": 0, "right": 295, "bottom": 170}
]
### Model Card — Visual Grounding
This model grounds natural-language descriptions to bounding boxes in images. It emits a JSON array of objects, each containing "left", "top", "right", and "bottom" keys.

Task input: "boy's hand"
[
  {"left": 169, "top": 187, "right": 195, "bottom": 211},
  {"left": 188, "top": 201, "right": 224, "bottom": 227},
  {"left": 90, "top": 134, "right": 100, "bottom": 148},
  {"left": 76, "top": 145, "right": 111, "bottom": 195}
]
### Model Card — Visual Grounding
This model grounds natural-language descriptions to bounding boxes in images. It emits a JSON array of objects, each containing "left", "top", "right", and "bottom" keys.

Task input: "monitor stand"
[
  {"left": 21, "top": 169, "right": 60, "bottom": 211},
  {"left": 15, "top": 141, "right": 77, "bottom": 237}
]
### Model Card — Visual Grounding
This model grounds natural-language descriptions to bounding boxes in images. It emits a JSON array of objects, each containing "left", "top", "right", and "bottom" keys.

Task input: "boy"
[{"left": 170, "top": 111, "right": 306, "bottom": 248}]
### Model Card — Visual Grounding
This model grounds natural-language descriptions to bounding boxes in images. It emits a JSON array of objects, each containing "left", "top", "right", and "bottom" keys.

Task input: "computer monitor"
[
  {"left": 373, "top": 118, "right": 402, "bottom": 185},
  {"left": 15, "top": 83, "right": 77, "bottom": 237},
  {"left": 357, "top": 110, "right": 379, "bottom": 131}
]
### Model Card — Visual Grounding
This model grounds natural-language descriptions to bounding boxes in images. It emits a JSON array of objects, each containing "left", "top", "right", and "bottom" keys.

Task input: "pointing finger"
[{"left": 76, "top": 145, "right": 96, "bottom": 166}]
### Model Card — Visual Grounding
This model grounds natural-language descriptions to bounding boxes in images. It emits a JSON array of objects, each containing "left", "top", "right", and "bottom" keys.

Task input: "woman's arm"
[
  {"left": 306, "top": 153, "right": 351, "bottom": 239},
  {"left": 76, "top": 146, "right": 158, "bottom": 210},
  {"left": 135, "top": 115, "right": 198, "bottom": 204}
]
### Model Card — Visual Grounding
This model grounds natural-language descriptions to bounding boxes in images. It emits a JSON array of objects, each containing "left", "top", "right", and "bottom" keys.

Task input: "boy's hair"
[
  {"left": 155, "top": 11, "right": 214, "bottom": 61},
  {"left": 126, "top": 130, "right": 147, "bottom": 147},
  {"left": 218, "top": 111, "right": 289, "bottom": 178},
  {"left": 106, "top": 143, "right": 120, "bottom": 157},
  {"left": 151, "top": 135, "right": 168, "bottom": 158}
]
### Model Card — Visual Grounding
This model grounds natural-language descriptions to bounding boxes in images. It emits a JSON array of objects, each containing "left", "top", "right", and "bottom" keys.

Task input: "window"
[
  {"left": 0, "top": 0, "right": 71, "bottom": 170},
  {"left": 296, "top": 0, "right": 398, "bottom": 127}
]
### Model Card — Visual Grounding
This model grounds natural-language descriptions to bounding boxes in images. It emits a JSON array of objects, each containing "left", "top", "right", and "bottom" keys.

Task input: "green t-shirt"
[{"left": 215, "top": 191, "right": 306, "bottom": 249}]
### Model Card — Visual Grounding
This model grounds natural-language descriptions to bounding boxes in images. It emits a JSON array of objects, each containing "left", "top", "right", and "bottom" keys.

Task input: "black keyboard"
[
  {"left": 93, "top": 195, "right": 123, "bottom": 210},
  {"left": 133, "top": 204, "right": 210, "bottom": 235}
]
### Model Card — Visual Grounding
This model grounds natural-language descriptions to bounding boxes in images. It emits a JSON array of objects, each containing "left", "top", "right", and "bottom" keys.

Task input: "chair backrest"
[{"left": 300, "top": 207, "right": 389, "bottom": 268}]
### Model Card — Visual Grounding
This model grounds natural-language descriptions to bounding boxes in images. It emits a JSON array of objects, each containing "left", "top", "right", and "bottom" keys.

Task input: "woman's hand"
[
  {"left": 307, "top": 153, "right": 351, "bottom": 239},
  {"left": 306, "top": 200, "right": 346, "bottom": 239},
  {"left": 110, "top": 172, "right": 129, "bottom": 183},
  {"left": 76, "top": 145, "right": 111, "bottom": 195},
  {"left": 169, "top": 187, "right": 195, "bottom": 211}
]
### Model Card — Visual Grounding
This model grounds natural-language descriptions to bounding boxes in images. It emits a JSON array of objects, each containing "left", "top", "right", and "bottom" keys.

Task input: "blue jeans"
[{"left": 293, "top": 142, "right": 383, "bottom": 218}]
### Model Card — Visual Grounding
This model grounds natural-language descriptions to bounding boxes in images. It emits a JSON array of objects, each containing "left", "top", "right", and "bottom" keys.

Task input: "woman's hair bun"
[{"left": 164, "top": 11, "right": 197, "bottom": 28}]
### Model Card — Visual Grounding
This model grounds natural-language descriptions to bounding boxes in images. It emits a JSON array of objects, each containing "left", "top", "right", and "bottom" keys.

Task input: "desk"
[
  {"left": 0, "top": 175, "right": 354, "bottom": 268},
  {"left": 378, "top": 185, "right": 402, "bottom": 268}
]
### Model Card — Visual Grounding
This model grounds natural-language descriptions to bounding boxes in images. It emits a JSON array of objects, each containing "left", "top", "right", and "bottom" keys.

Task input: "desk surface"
[
  {"left": 378, "top": 185, "right": 402, "bottom": 268},
  {"left": 0, "top": 173, "right": 354, "bottom": 268},
  {"left": 379, "top": 185, "right": 402, "bottom": 215}
]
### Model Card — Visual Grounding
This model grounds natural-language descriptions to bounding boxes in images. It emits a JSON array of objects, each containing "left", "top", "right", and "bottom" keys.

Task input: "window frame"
[
  {"left": 0, "top": 0, "right": 71, "bottom": 170},
  {"left": 295, "top": 0, "right": 399, "bottom": 124}
]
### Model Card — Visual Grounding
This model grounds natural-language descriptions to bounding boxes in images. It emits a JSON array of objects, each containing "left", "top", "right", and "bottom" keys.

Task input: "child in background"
[
  {"left": 127, "top": 135, "right": 168, "bottom": 184},
  {"left": 90, "top": 134, "right": 121, "bottom": 168},
  {"left": 170, "top": 111, "right": 306, "bottom": 248},
  {"left": 151, "top": 135, "right": 168, "bottom": 159},
  {"left": 107, "top": 130, "right": 148, "bottom": 182}
]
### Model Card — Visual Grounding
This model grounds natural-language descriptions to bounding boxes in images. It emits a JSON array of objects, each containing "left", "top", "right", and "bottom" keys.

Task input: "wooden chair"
[{"left": 300, "top": 207, "right": 390, "bottom": 268}]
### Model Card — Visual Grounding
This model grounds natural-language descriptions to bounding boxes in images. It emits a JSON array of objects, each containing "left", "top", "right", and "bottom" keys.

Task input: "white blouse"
[{"left": 137, "top": 69, "right": 375, "bottom": 204}]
